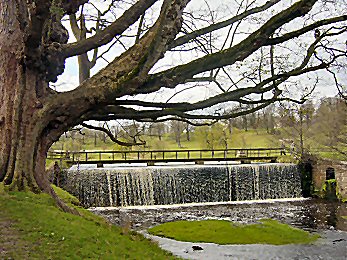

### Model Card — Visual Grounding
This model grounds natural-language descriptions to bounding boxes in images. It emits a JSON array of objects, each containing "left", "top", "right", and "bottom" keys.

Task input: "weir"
[{"left": 60, "top": 163, "right": 301, "bottom": 208}]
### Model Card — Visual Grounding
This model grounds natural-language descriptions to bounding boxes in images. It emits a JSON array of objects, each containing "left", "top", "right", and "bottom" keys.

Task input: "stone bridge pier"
[{"left": 311, "top": 158, "right": 347, "bottom": 200}]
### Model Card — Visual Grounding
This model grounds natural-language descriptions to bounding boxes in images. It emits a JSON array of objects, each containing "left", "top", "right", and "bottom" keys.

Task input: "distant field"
[{"left": 51, "top": 128, "right": 280, "bottom": 151}]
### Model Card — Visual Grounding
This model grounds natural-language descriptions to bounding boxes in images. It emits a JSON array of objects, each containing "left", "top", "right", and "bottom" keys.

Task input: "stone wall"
[{"left": 311, "top": 158, "right": 347, "bottom": 200}]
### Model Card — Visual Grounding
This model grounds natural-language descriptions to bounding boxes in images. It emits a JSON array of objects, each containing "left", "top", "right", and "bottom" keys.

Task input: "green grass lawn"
[
  {"left": 148, "top": 219, "right": 319, "bottom": 245},
  {"left": 228, "top": 129, "right": 279, "bottom": 148},
  {"left": 0, "top": 185, "right": 177, "bottom": 259},
  {"left": 51, "top": 129, "right": 279, "bottom": 151}
]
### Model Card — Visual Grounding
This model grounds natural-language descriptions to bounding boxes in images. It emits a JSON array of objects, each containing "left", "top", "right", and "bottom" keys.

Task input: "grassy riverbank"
[
  {"left": 0, "top": 184, "right": 322, "bottom": 259},
  {"left": 148, "top": 219, "right": 320, "bottom": 245},
  {"left": 0, "top": 185, "right": 176, "bottom": 259}
]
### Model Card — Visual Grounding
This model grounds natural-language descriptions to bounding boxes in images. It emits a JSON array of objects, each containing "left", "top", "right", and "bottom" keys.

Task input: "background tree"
[
  {"left": 185, "top": 122, "right": 194, "bottom": 142},
  {"left": 148, "top": 122, "right": 167, "bottom": 141},
  {"left": 313, "top": 97, "right": 347, "bottom": 158},
  {"left": 195, "top": 122, "right": 229, "bottom": 149},
  {"left": 262, "top": 105, "right": 276, "bottom": 134},
  {"left": 170, "top": 120, "right": 185, "bottom": 147},
  {"left": 1, "top": 0, "right": 346, "bottom": 211},
  {"left": 277, "top": 101, "right": 316, "bottom": 157}
]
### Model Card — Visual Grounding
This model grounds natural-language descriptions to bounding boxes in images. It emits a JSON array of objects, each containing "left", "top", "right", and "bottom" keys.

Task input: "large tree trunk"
[
  {"left": 0, "top": 1, "right": 76, "bottom": 214},
  {"left": 0, "top": 0, "right": 32, "bottom": 188}
]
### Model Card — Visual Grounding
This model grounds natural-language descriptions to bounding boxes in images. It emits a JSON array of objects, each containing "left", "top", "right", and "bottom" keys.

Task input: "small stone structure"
[{"left": 311, "top": 158, "right": 347, "bottom": 200}]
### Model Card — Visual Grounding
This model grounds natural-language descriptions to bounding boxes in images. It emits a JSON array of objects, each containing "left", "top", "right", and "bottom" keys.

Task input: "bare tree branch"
[
  {"left": 139, "top": 117, "right": 216, "bottom": 127},
  {"left": 265, "top": 15, "right": 347, "bottom": 46},
  {"left": 169, "top": 0, "right": 281, "bottom": 49},
  {"left": 81, "top": 123, "right": 145, "bottom": 146},
  {"left": 61, "top": 0, "right": 159, "bottom": 58},
  {"left": 137, "top": 0, "right": 321, "bottom": 94},
  {"left": 83, "top": 31, "right": 336, "bottom": 129}
]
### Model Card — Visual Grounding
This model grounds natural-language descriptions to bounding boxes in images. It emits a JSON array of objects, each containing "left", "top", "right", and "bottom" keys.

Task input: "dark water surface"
[{"left": 91, "top": 198, "right": 347, "bottom": 231}]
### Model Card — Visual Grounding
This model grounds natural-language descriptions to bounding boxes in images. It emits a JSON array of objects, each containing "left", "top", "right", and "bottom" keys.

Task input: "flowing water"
[{"left": 61, "top": 163, "right": 301, "bottom": 207}]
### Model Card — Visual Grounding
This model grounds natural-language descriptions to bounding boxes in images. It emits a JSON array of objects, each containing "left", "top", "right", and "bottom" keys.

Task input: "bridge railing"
[{"left": 48, "top": 147, "right": 286, "bottom": 164}]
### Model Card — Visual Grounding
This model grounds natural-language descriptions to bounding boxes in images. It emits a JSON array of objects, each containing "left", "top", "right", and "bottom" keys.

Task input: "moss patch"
[
  {"left": 0, "top": 187, "right": 176, "bottom": 259},
  {"left": 148, "top": 219, "right": 319, "bottom": 245}
]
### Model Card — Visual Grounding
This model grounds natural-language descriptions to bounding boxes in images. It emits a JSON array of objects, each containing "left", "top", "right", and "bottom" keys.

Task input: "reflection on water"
[{"left": 90, "top": 198, "right": 347, "bottom": 231}]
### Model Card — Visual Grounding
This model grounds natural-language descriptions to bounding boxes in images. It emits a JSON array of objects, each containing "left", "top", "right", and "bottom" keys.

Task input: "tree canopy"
[
  {"left": 48, "top": 0, "right": 347, "bottom": 125},
  {"left": 0, "top": 0, "right": 346, "bottom": 210}
]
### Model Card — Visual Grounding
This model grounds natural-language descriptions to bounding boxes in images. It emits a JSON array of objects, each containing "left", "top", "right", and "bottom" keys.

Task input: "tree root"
[{"left": 45, "top": 183, "right": 80, "bottom": 216}]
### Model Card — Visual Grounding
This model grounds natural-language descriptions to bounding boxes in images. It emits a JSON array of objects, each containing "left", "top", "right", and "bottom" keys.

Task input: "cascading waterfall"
[
  {"left": 228, "top": 164, "right": 301, "bottom": 201},
  {"left": 60, "top": 163, "right": 302, "bottom": 207},
  {"left": 106, "top": 172, "right": 113, "bottom": 207}
]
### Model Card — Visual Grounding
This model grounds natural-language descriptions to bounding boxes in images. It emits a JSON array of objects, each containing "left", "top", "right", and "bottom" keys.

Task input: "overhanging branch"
[
  {"left": 169, "top": 0, "right": 281, "bottom": 49},
  {"left": 138, "top": 117, "right": 217, "bottom": 127},
  {"left": 81, "top": 123, "right": 145, "bottom": 146},
  {"left": 137, "top": 0, "right": 320, "bottom": 94},
  {"left": 85, "top": 101, "right": 274, "bottom": 122},
  {"left": 265, "top": 15, "right": 347, "bottom": 46},
  {"left": 100, "top": 52, "right": 333, "bottom": 124},
  {"left": 61, "top": 0, "right": 158, "bottom": 58}
]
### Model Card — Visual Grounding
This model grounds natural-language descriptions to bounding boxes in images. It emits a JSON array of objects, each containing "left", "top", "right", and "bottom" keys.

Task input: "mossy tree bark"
[
  {"left": 0, "top": 1, "right": 78, "bottom": 213},
  {"left": 0, "top": 1, "right": 41, "bottom": 190}
]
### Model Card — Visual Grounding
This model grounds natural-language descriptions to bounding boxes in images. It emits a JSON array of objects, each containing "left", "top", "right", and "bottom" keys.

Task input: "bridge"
[{"left": 48, "top": 148, "right": 287, "bottom": 167}]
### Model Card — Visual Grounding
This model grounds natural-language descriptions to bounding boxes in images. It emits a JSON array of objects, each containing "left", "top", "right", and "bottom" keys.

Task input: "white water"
[
  {"left": 90, "top": 197, "right": 309, "bottom": 211},
  {"left": 61, "top": 163, "right": 302, "bottom": 207}
]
